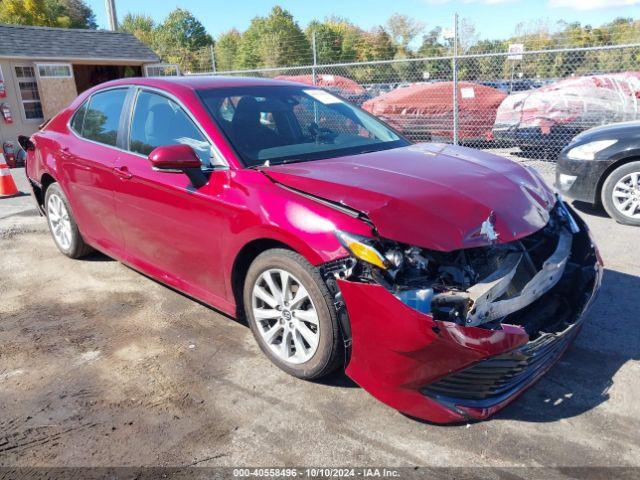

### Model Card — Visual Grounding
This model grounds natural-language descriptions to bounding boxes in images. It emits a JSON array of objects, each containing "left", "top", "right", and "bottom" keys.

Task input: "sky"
[{"left": 87, "top": 0, "right": 640, "bottom": 40}]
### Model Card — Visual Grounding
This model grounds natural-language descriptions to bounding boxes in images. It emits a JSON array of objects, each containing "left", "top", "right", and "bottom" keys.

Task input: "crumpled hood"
[{"left": 264, "top": 143, "right": 556, "bottom": 251}]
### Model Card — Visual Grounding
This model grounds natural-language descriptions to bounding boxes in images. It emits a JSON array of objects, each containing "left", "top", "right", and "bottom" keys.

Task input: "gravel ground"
[{"left": 1, "top": 164, "right": 639, "bottom": 471}]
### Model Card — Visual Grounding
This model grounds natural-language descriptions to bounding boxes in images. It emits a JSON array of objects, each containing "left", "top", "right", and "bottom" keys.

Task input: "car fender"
[{"left": 595, "top": 149, "right": 640, "bottom": 201}]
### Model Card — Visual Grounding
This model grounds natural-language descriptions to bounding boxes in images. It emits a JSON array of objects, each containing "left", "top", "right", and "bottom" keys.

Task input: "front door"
[{"left": 112, "top": 89, "right": 229, "bottom": 305}]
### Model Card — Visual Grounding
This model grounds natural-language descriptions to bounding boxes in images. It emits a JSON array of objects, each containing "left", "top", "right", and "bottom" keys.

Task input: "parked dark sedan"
[{"left": 557, "top": 121, "right": 640, "bottom": 226}]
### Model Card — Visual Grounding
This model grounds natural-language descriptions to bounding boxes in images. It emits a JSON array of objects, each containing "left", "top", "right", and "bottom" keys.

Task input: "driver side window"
[{"left": 129, "top": 90, "right": 212, "bottom": 166}]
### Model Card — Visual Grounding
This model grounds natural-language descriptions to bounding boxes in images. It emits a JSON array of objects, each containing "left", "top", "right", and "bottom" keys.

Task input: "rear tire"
[
  {"left": 243, "top": 248, "right": 343, "bottom": 380},
  {"left": 601, "top": 161, "right": 640, "bottom": 226},
  {"left": 44, "top": 183, "right": 94, "bottom": 258}
]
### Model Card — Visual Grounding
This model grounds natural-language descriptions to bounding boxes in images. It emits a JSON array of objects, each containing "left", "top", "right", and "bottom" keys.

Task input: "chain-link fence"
[{"left": 155, "top": 29, "right": 640, "bottom": 165}]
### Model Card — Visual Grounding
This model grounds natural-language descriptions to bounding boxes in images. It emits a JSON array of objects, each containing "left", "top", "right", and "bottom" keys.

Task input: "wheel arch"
[
  {"left": 230, "top": 238, "right": 298, "bottom": 319},
  {"left": 32, "top": 172, "right": 57, "bottom": 209},
  {"left": 596, "top": 155, "right": 640, "bottom": 207}
]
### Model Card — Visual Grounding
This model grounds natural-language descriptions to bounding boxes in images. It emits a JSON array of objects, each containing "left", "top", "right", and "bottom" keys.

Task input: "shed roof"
[{"left": 0, "top": 23, "right": 159, "bottom": 62}]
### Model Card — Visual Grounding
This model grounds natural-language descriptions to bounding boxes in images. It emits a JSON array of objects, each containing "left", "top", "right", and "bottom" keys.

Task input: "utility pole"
[
  {"left": 452, "top": 13, "right": 459, "bottom": 146},
  {"left": 105, "top": 0, "right": 118, "bottom": 31},
  {"left": 210, "top": 45, "right": 217, "bottom": 73},
  {"left": 311, "top": 31, "right": 318, "bottom": 86}
]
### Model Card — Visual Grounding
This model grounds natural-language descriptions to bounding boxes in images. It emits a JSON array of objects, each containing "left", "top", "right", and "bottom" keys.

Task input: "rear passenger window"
[
  {"left": 129, "top": 91, "right": 211, "bottom": 165},
  {"left": 70, "top": 101, "right": 88, "bottom": 135},
  {"left": 81, "top": 89, "right": 127, "bottom": 147}
]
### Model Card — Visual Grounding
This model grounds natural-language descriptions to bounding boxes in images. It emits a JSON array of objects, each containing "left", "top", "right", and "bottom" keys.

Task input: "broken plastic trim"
[{"left": 466, "top": 227, "right": 573, "bottom": 326}]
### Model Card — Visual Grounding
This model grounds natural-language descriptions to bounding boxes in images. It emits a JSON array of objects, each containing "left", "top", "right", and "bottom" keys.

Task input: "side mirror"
[{"left": 148, "top": 144, "right": 201, "bottom": 172}]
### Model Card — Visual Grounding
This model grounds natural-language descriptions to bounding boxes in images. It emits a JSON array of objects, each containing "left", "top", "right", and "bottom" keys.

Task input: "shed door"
[{"left": 35, "top": 63, "right": 78, "bottom": 120}]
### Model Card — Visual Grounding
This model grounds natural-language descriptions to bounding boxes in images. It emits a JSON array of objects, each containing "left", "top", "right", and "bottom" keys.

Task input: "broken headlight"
[
  {"left": 334, "top": 230, "right": 466, "bottom": 318},
  {"left": 335, "top": 230, "right": 389, "bottom": 270}
]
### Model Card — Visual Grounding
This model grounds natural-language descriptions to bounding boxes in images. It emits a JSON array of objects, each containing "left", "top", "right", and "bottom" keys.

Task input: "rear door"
[
  {"left": 111, "top": 88, "right": 229, "bottom": 302},
  {"left": 61, "top": 87, "right": 129, "bottom": 253}
]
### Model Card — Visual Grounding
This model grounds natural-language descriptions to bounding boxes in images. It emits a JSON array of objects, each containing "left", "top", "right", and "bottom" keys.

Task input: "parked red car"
[
  {"left": 23, "top": 77, "right": 601, "bottom": 424},
  {"left": 362, "top": 81, "right": 507, "bottom": 142},
  {"left": 275, "top": 74, "right": 372, "bottom": 105}
]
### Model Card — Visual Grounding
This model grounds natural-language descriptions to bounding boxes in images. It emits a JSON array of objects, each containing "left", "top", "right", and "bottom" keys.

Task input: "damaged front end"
[{"left": 322, "top": 200, "right": 602, "bottom": 423}]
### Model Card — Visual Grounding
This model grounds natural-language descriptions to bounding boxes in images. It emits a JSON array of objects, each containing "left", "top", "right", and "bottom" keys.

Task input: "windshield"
[{"left": 197, "top": 85, "right": 409, "bottom": 167}]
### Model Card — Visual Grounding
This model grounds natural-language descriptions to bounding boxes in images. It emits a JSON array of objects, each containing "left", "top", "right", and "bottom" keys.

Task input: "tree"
[
  {"left": 237, "top": 16, "right": 265, "bottom": 69},
  {"left": 214, "top": 29, "right": 241, "bottom": 72},
  {"left": 154, "top": 8, "right": 214, "bottom": 73},
  {"left": 417, "top": 28, "right": 451, "bottom": 81},
  {"left": 352, "top": 27, "right": 397, "bottom": 83},
  {"left": 0, "top": 0, "right": 96, "bottom": 28},
  {"left": 120, "top": 13, "right": 156, "bottom": 47},
  {"left": 238, "top": 6, "right": 311, "bottom": 69},
  {"left": 385, "top": 13, "right": 424, "bottom": 51},
  {"left": 155, "top": 8, "right": 213, "bottom": 51},
  {"left": 0, "top": 0, "right": 71, "bottom": 27},
  {"left": 58, "top": 0, "right": 96, "bottom": 29},
  {"left": 306, "top": 17, "right": 362, "bottom": 64},
  {"left": 358, "top": 27, "right": 396, "bottom": 61}
]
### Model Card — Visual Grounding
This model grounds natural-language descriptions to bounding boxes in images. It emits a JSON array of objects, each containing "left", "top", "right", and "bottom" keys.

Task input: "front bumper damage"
[{"left": 337, "top": 204, "right": 602, "bottom": 424}]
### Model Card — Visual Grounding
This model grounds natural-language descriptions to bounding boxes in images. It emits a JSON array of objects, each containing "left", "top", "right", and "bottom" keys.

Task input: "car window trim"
[
  {"left": 66, "top": 86, "right": 132, "bottom": 154},
  {"left": 124, "top": 86, "right": 228, "bottom": 170}
]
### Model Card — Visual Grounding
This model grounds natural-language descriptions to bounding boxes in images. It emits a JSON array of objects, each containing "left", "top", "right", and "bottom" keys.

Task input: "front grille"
[{"left": 422, "top": 323, "right": 579, "bottom": 408}]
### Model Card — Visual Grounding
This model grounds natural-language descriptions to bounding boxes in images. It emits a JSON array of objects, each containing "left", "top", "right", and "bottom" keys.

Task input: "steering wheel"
[{"left": 308, "top": 122, "right": 337, "bottom": 144}]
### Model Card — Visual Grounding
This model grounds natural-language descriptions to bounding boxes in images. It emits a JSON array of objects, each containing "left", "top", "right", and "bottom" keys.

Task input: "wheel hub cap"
[
  {"left": 252, "top": 268, "right": 320, "bottom": 365},
  {"left": 47, "top": 193, "right": 73, "bottom": 250},
  {"left": 612, "top": 172, "right": 640, "bottom": 219}
]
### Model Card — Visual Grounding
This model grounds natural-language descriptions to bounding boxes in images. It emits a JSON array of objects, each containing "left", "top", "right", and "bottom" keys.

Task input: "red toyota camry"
[{"left": 22, "top": 77, "right": 602, "bottom": 423}]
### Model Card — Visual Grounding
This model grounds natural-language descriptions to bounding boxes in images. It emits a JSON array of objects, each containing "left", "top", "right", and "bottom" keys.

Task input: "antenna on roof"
[{"left": 105, "top": 0, "right": 118, "bottom": 31}]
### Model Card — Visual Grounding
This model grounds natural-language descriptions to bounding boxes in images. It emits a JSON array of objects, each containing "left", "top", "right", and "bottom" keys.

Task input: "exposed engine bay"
[{"left": 322, "top": 200, "right": 598, "bottom": 339}]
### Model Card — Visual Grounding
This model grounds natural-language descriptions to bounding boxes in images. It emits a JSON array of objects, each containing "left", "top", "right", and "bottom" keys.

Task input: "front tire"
[
  {"left": 44, "top": 183, "right": 93, "bottom": 258},
  {"left": 243, "top": 248, "right": 343, "bottom": 380},
  {"left": 601, "top": 161, "right": 640, "bottom": 226}
]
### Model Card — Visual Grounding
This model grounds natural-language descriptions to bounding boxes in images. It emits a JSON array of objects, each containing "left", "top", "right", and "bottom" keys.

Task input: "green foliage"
[
  {"left": 214, "top": 29, "right": 242, "bottom": 71},
  {"left": 0, "top": 0, "right": 96, "bottom": 28},
  {"left": 238, "top": 6, "right": 311, "bottom": 69},
  {"left": 413, "top": 17, "right": 640, "bottom": 83},
  {"left": 386, "top": 13, "right": 424, "bottom": 51},
  {"left": 306, "top": 17, "right": 361, "bottom": 64},
  {"left": 120, "top": 13, "right": 156, "bottom": 46},
  {"left": 120, "top": 8, "right": 213, "bottom": 74},
  {"left": 154, "top": 8, "right": 213, "bottom": 73},
  {"left": 504, "top": 17, "right": 640, "bottom": 79},
  {"left": 58, "top": 0, "right": 96, "bottom": 29}
]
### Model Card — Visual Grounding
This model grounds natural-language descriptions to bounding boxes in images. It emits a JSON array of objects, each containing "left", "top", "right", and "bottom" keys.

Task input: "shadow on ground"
[
  {"left": 571, "top": 200, "right": 609, "bottom": 219},
  {"left": 112, "top": 258, "right": 638, "bottom": 422}
]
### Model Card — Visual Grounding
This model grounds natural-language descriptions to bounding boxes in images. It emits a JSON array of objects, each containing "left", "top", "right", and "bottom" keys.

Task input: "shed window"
[
  {"left": 14, "top": 65, "right": 43, "bottom": 121},
  {"left": 37, "top": 64, "right": 73, "bottom": 78},
  {"left": 144, "top": 64, "right": 180, "bottom": 77}
]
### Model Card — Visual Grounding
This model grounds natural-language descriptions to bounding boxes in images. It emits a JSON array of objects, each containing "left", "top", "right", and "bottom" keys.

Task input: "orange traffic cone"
[{"left": 0, "top": 153, "right": 20, "bottom": 197}]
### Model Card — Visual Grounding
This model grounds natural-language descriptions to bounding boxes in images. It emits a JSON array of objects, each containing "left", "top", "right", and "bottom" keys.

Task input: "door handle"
[{"left": 113, "top": 165, "right": 133, "bottom": 180}]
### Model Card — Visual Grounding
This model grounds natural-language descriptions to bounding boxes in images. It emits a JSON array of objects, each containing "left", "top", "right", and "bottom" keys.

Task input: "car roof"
[{"left": 92, "top": 75, "right": 311, "bottom": 93}]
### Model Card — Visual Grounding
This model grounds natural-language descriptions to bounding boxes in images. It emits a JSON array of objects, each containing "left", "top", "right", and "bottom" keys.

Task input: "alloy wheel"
[
  {"left": 251, "top": 268, "right": 320, "bottom": 365},
  {"left": 611, "top": 171, "right": 640, "bottom": 220},
  {"left": 47, "top": 193, "right": 73, "bottom": 250}
]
